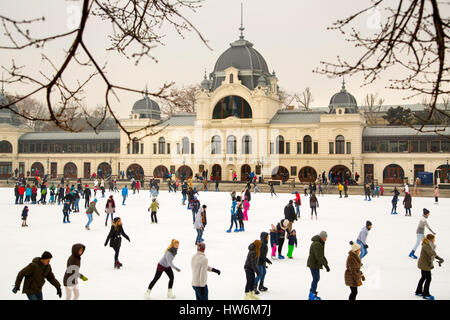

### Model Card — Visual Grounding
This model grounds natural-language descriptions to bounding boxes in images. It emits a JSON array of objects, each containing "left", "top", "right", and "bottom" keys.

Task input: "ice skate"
[
  {"left": 167, "top": 289, "right": 176, "bottom": 299},
  {"left": 422, "top": 295, "right": 434, "bottom": 300},
  {"left": 249, "top": 291, "right": 260, "bottom": 300},
  {"left": 278, "top": 254, "right": 285, "bottom": 259},
  {"left": 144, "top": 289, "right": 151, "bottom": 300},
  {"left": 244, "top": 293, "right": 252, "bottom": 300},
  {"left": 226, "top": 229, "right": 231, "bottom": 233},
  {"left": 259, "top": 285, "right": 268, "bottom": 292}
]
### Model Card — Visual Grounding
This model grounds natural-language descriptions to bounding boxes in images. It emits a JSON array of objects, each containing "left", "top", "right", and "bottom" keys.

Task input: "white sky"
[{"left": 1, "top": 0, "right": 448, "bottom": 118}]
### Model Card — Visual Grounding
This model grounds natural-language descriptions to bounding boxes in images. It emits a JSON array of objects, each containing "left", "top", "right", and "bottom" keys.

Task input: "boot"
[
  {"left": 259, "top": 285, "right": 268, "bottom": 292},
  {"left": 249, "top": 291, "right": 260, "bottom": 300},
  {"left": 118, "top": 261, "right": 123, "bottom": 267},
  {"left": 244, "top": 292, "right": 252, "bottom": 300},
  {"left": 422, "top": 295, "right": 435, "bottom": 300},
  {"left": 254, "top": 288, "right": 260, "bottom": 295},
  {"left": 226, "top": 229, "right": 231, "bottom": 233},
  {"left": 409, "top": 250, "right": 418, "bottom": 259},
  {"left": 144, "top": 289, "right": 151, "bottom": 300},
  {"left": 105, "top": 220, "right": 108, "bottom": 226},
  {"left": 278, "top": 254, "right": 285, "bottom": 259},
  {"left": 167, "top": 289, "right": 176, "bottom": 299},
  {"left": 114, "top": 261, "right": 121, "bottom": 269}
]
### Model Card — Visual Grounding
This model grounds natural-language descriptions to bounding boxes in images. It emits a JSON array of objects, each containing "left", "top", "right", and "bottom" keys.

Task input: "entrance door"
[
  {"left": 83, "top": 162, "right": 91, "bottom": 179},
  {"left": 51, "top": 163, "right": 57, "bottom": 179},
  {"left": 0, "top": 162, "right": 12, "bottom": 178},
  {"left": 364, "top": 164, "right": 374, "bottom": 183}
]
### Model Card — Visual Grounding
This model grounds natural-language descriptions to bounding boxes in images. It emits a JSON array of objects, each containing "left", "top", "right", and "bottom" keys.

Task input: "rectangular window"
[
  {"left": 167, "top": 143, "right": 170, "bottom": 154},
  {"left": 36, "top": 144, "right": 41, "bottom": 153},
  {"left": 55, "top": 144, "right": 61, "bottom": 153},
  {"left": 191, "top": 143, "right": 194, "bottom": 154},
  {"left": 410, "top": 140, "right": 419, "bottom": 153},
  {"left": 270, "top": 142, "right": 274, "bottom": 154},
  {"left": 49, "top": 144, "right": 55, "bottom": 153},
  {"left": 74, "top": 144, "right": 81, "bottom": 153},
  {"left": 329, "top": 142, "right": 334, "bottom": 154},
  {"left": 127, "top": 144, "right": 130, "bottom": 154},
  {"left": 431, "top": 141, "right": 440, "bottom": 152},
  {"left": 30, "top": 144, "right": 35, "bottom": 153},
  {"left": 419, "top": 140, "right": 428, "bottom": 152},
  {"left": 399, "top": 141, "right": 408, "bottom": 152},
  {"left": 379, "top": 140, "right": 388, "bottom": 153},
  {"left": 290, "top": 166, "right": 297, "bottom": 176},
  {"left": 177, "top": 143, "right": 180, "bottom": 154},
  {"left": 153, "top": 143, "right": 157, "bottom": 154},
  {"left": 42, "top": 144, "right": 48, "bottom": 153},
  {"left": 255, "top": 165, "right": 261, "bottom": 175},
  {"left": 297, "top": 142, "right": 301, "bottom": 154},
  {"left": 389, "top": 141, "right": 398, "bottom": 153},
  {"left": 414, "top": 164, "right": 425, "bottom": 180},
  {"left": 346, "top": 142, "right": 351, "bottom": 154},
  {"left": 141, "top": 143, "right": 144, "bottom": 154},
  {"left": 442, "top": 140, "right": 449, "bottom": 152},
  {"left": 286, "top": 142, "right": 290, "bottom": 154},
  {"left": 314, "top": 142, "right": 318, "bottom": 154}
]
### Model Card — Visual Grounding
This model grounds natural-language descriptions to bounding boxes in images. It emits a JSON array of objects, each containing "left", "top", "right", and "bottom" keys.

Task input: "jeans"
[
  {"left": 357, "top": 240, "right": 367, "bottom": 259},
  {"left": 413, "top": 234, "right": 424, "bottom": 252},
  {"left": 122, "top": 196, "right": 127, "bottom": 205},
  {"left": 195, "top": 229, "right": 204, "bottom": 244},
  {"left": 295, "top": 205, "right": 300, "bottom": 217},
  {"left": 106, "top": 212, "right": 114, "bottom": 223},
  {"left": 193, "top": 285, "right": 209, "bottom": 300},
  {"left": 151, "top": 211, "right": 157, "bottom": 223},
  {"left": 86, "top": 214, "right": 93, "bottom": 227},
  {"left": 182, "top": 194, "right": 187, "bottom": 204},
  {"left": 27, "top": 292, "right": 43, "bottom": 300},
  {"left": 63, "top": 212, "right": 70, "bottom": 223},
  {"left": 229, "top": 215, "right": 238, "bottom": 230},
  {"left": 310, "top": 268, "right": 320, "bottom": 293},
  {"left": 254, "top": 265, "right": 266, "bottom": 289},
  {"left": 74, "top": 198, "right": 80, "bottom": 211}
]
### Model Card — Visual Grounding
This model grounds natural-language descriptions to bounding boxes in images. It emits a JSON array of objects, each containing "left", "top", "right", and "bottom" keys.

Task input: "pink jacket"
[
  {"left": 434, "top": 188, "right": 439, "bottom": 197},
  {"left": 244, "top": 199, "right": 250, "bottom": 210}
]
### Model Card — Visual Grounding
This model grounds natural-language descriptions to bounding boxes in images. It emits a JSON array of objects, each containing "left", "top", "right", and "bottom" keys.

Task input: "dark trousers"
[
  {"left": 63, "top": 212, "right": 70, "bottom": 222},
  {"left": 238, "top": 217, "right": 244, "bottom": 229},
  {"left": 151, "top": 211, "right": 157, "bottom": 223},
  {"left": 148, "top": 267, "right": 174, "bottom": 289},
  {"left": 339, "top": 191, "right": 342, "bottom": 198},
  {"left": 311, "top": 207, "right": 317, "bottom": 216},
  {"left": 193, "top": 285, "right": 209, "bottom": 300},
  {"left": 85, "top": 197, "right": 90, "bottom": 208},
  {"left": 416, "top": 270, "right": 432, "bottom": 296},
  {"left": 349, "top": 287, "right": 358, "bottom": 300},
  {"left": 278, "top": 237, "right": 285, "bottom": 255},
  {"left": 26, "top": 293, "right": 43, "bottom": 300},
  {"left": 406, "top": 208, "right": 411, "bottom": 216},
  {"left": 244, "top": 268, "right": 256, "bottom": 293},
  {"left": 229, "top": 215, "right": 238, "bottom": 230},
  {"left": 310, "top": 268, "right": 320, "bottom": 293},
  {"left": 114, "top": 247, "right": 120, "bottom": 263}
]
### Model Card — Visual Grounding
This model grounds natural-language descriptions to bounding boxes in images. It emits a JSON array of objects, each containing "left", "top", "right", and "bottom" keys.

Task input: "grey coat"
[
  {"left": 159, "top": 250, "right": 180, "bottom": 272},
  {"left": 416, "top": 216, "right": 435, "bottom": 235}
]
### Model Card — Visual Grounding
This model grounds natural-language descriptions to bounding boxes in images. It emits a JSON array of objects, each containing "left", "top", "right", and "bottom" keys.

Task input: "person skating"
[
  {"left": 254, "top": 232, "right": 272, "bottom": 293},
  {"left": 121, "top": 185, "right": 128, "bottom": 205},
  {"left": 365, "top": 183, "right": 372, "bottom": 201},
  {"left": 105, "top": 195, "right": 116, "bottom": 226},
  {"left": 409, "top": 208, "right": 436, "bottom": 259},
  {"left": 284, "top": 199, "right": 297, "bottom": 232},
  {"left": 85, "top": 199, "right": 99, "bottom": 230},
  {"left": 73, "top": 189, "right": 80, "bottom": 212},
  {"left": 269, "top": 224, "right": 278, "bottom": 259},
  {"left": 190, "top": 196, "right": 201, "bottom": 225},
  {"left": 434, "top": 186, "right": 439, "bottom": 204},
  {"left": 18, "top": 185, "right": 25, "bottom": 204},
  {"left": 286, "top": 229, "right": 298, "bottom": 259},
  {"left": 338, "top": 182, "right": 344, "bottom": 198},
  {"left": 63, "top": 244, "right": 88, "bottom": 300},
  {"left": 12, "top": 251, "right": 62, "bottom": 300},
  {"left": 14, "top": 185, "right": 20, "bottom": 205},
  {"left": 310, "top": 192, "right": 319, "bottom": 219},
  {"left": 21, "top": 206, "right": 29, "bottom": 227},
  {"left": 83, "top": 185, "right": 91, "bottom": 209},
  {"left": 415, "top": 234, "right": 444, "bottom": 300},
  {"left": 63, "top": 198, "right": 71, "bottom": 224},
  {"left": 269, "top": 182, "right": 277, "bottom": 198},
  {"left": 226, "top": 196, "right": 239, "bottom": 233},
  {"left": 236, "top": 195, "right": 245, "bottom": 232},
  {"left": 345, "top": 241, "right": 365, "bottom": 300},
  {"left": 356, "top": 221, "right": 372, "bottom": 260},
  {"left": 104, "top": 217, "right": 130, "bottom": 269},
  {"left": 181, "top": 182, "right": 188, "bottom": 205},
  {"left": 148, "top": 197, "right": 159, "bottom": 224},
  {"left": 144, "top": 239, "right": 181, "bottom": 299},
  {"left": 25, "top": 185, "right": 31, "bottom": 203},
  {"left": 344, "top": 181, "right": 348, "bottom": 198},
  {"left": 194, "top": 206, "right": 205, "bottom": 245},
  {"left": 307, "top": 231, "right": 330, "bottom": 300},
  {"left": 49, "top": 184, "right": 56, "bottom": 204},
  {"left": 403, "top": 192, "right": 412, "bottom": 216},
  {"left": 244, "top": 240, "right": 261, "bottom": 300},
  {"left": 243, "top": 195, "right": 250, "bottom": 221},
  {"left": 191, "top": 242, "right": 221, "bottom": 300},
  {"left": 391, "top": 187, "right": 400, "bottom": 214},
  {"left": 276, "top": 219, "right": 289, "bottom": 259},
  {"left": 293, "top": 191, "right": 301, "bottom": 218}
]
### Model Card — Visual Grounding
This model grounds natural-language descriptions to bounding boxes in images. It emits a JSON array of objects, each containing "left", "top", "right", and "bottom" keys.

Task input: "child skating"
[
  {"left": 286, "top": 229, "right": 298, "bottom": 259},
  {"left": 21, "top": 206, "right": 29, "bottom": 227},
  {"left": 148, "top": 198, "right": 159, "bottom": 224}
]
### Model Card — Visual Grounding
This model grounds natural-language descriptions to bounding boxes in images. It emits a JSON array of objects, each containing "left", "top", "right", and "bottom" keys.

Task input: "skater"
[
  {"left": 83, "top": 185, "right": 91, "bottom": 209},
  {"left": 269, "top": 224, "right": 278, "bottom": 259},
  {"left": 236, "top": 195, "right": 245, "bottom": 232},
  {"left": 304, "top": 184, "right": 308, "bottom": 197},
  {"left": 374, "top": 185, "right": 380, "bottom": 198},
  {"left": 73, "top": 189, "right": 80, "bottom": 212},
  {"left": 63, "top": 198, "right": 71, "bottom": 224},
  {"left": 18, "top": 184, "right": 25, "bottom": 204},
  {"left": 345, "top": 241, "right": 365, "bottom": 300},
  {"left": 191, "top": 242, "right": 221, "bottom": 300},
  {"left": 254, "top": 232, "right": 272, "bottom": 294},
  {"left": 244, "top": 240, "right": 261, "bottom": 300},
  {"left": 310, "top": 192, "right": 319, "bottom": 219},
  {"left": 148, "top": 198, "right": 159, "bottom": 224},
  {"left": 403, "top": 192, "right": 412, "bottom": 216},
  {"left": 434, "top": 186, "right": 439, "bottom": 204},
  {"left": 338, "top": 182, "right": 343, "bottom": 198},
  {"left": 25, "top": 185, "right": 31, "bottom": 203},
  {"left": 14, "top": 185, "right": 20, "bottom": 204},
  {"left": 409, "top": 208, "right": 436, "bottom": 259},
  {"left": 101, "top": 185, "right": 106, "bottom": 198},
  {"left": 344, "top": 181, "right": 348, "bottom": 198},
  {"left": 13, "top": 251, "right": 62, "bottom": 300},
  {"left": 144, "top": 239, "right": 181, "bottom": 299},
  {"left": 276, "top": 219, "right": 289, "bottom": 259},
  {"left": 21, "top": 206, "right": 29, "bottom": 227},
  {"left": 415, "top": 234, "right": 444, "bottom": 300},
  {"left": 194, "top": 205, "right": 205, "bottom": 245},
  {"left": 307, "top": 231, "right": 330, "bottom": 300},
  {"left": 121, "top": 185, "right": 128, "bottom": 205},
  {"left": 284, "top": 199, "right": 297, "bottom": 232},
  {"left": 49, "top": 185, "right": 55, "bottom": 204},
  {"left": 215, "top": 179, "right": 219, "bottom": 192},
  {"left": 104, "top": 217, "right": 130, "bottom": 269},
  {"left": 181, "top": 182, "right": 188, "bottom": 205},
  {"left": 391, "top": 187, "right": 400, "bottom": 214},
  {"left": 63, "top": 244, "right": 88, "bottom": 300},
  {"left": 85, "top": 199, "right": 99, "bottom": 230},
  {"left": 286, "top": 229, "right": 298, "bottom": 259},
  {"left": 318, "top": 182, "right": 324, "bottom": 196},
  {"left": 31, "top": 185, "right": 37, "bottom": 204},
  {"left": 365, "top": 183, "right": 371, "bottom": 201},
  {"left": 243, "top": 195, "right": 250, "bottom": 221},
  {"left": 356, "top": 221, "right": 372, "bottom": 259},
  {"left": 190, "top": 196, "right": 201, "bottom": 225},
  {"left": 269, "top": 182, "right": 277, "bottom": 198},
  {"left": 105, "top": 195, "right": 116, "bottom": 226},
  {"left": 227, "top": 196, "right": 239, "bottom": 233},
  {"left": 293, "top": 191, "right": 301, "bottom": 218}
]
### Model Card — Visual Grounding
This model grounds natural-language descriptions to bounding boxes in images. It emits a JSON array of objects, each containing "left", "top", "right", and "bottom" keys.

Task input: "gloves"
[
  {"left": 80, "top": 275, "right": 88, "bottom": 281},
  {"left": 325, "top": 265, "right": 330, "bottom": 272},
  {"left": 267, "top": 260, "right": 272, "bottom": 265},
  {"left": 56, "top": 287, "right": 62, "bottom": 298},
  {"left": 364, "top": 244, "right": 368, "bottom": 249},
  {"left": 211, "top": 268, "right": 221, "bottom": 275},
  {"left": 361, "top": 275, "right": 366, "bottom": 281},
  {"left": 12, "top": 286, "right": 19, "bottom": 294}
]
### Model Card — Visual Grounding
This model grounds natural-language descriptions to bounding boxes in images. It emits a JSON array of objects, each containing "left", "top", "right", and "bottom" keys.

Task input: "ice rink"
[{"left": 2, "top": 187, "right": 449, "bottom": 300}]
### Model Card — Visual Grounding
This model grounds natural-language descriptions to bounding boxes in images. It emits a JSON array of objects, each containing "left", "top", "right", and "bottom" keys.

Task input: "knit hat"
[
  {"left": 349, "top": 241, "right": 360, "bottom": 252},
  {"left": 94, "top": 198, "right": 98, "bottom": 203},
  {"left": 113, "top": 217, "right": 120, "bottom": 223},
  {"left": 197, "top": 242, "right": 205, "bottom": 252},
  {"left": 289, "top": 200, "right": 293, "bottom": 204},
  {"left": 281, "top": 219, "right": 289, "bottom": 230},
  {"left": 423, "top": 208, "right": 430, "bottom": 215},
  {"left": 319, "top": 231, "right": 328, "bottom": 239},
  {"left": 41, "top": 251, "right": 53, "bottom": 260},
  {"left": 366, "top": 220, "right": 372, "bottom": 227}
]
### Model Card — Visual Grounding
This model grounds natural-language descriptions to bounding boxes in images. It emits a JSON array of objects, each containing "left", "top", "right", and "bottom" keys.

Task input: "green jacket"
[
  {"left": 418, "top": 238, "right": 439, "bottom": 271},
  {"left": 149, "top": 201, "right": 159, "bottom": 212},
  {"left": 307, "top": 235, "right": 329, "bottom": 269},
  {"left": 15, "top": 258, "right": 61, "bottom": 294},
  {"left": 86, "top": 202, "right": 99, "bottom": 215}
]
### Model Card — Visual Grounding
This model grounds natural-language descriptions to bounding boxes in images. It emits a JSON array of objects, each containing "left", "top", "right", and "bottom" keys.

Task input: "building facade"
[{"left": 0, "top": 31, "right": 449, "bottom": 184}]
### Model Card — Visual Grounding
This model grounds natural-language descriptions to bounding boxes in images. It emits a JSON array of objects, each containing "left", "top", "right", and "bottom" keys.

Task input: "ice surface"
[{"left": 2, "top": 188, "right": 449, "bottom": 300}]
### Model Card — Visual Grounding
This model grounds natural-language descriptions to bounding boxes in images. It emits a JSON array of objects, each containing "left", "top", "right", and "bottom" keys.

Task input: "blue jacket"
[
  {"left": 230, "top": 200, "right": 237, "bottom": 216},
  {"left": 122, "top": 187, "right": 128, "bottom": 196},
  {"left": 25, "top": 188, "right": 32, "bottom": 196}
]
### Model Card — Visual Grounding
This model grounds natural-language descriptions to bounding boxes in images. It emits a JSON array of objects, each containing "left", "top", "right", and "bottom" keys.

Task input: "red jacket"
[
  {"left": 294, "top": 193, "right": 301, "bottom": 206},
  {"left": 19, "top": 186, "right": 25, "bottom": 195}
]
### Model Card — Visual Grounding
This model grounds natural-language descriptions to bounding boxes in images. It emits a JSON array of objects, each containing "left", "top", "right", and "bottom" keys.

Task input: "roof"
[
  {"left": 363, "top": 126, "right": 450, "bottom": 137},
  {"left": 132, "top": 95, "right": 161, "bottom": 120},
  {"left": 19, "top": 130, "right": 120, "bottom": 141},
  {"left": 159, "top": 113, "right": 196, "bottom": 126},
  {"left": 270, "top": 110, "right": 323, "bottom": 124},
  {"left": 360, "top": 103, "right": 448, "bottom": 113},
  {"left": 328, "top": 81, "right": 357, "bottom": 113}
]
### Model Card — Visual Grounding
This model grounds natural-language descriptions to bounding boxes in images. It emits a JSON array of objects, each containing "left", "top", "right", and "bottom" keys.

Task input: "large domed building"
[
  {"left": 131, "top": 93, "right": 161, "bottom": 120},
  {"left": 328, "top": 79, "right": 358, "bottom": 114}
]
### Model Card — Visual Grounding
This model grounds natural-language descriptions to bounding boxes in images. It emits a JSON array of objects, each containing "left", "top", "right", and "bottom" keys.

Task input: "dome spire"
[
  {"left": 1, "top": 72, "right": 4, "bottom": 96},
  {"left": 239, "top": 2, "right": 245, "bottom": 40},
  {"left": 341, "top": 76, "right": 346, "bottom": 91}
]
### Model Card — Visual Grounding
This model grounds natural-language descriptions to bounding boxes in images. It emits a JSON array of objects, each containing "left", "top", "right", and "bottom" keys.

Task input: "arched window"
[
  {"left": 276, "top": 135, "right": 284, "bottom": 154},
  {"left": 335, "top": 135, "right": 345, "bottom": 154},
  {"left": 226, "top": 135, "right": 237, "bottom": 154},
  {"left": 211, "top": 135, "right": 221, "bottom": 154},
  {"left": 132, "top": 138, "right": 139, "bottom": 154},
  {"left": 182, "top": 137, "right": 190, "bottom": 154},
  {"left": 212, "top": 96, "right": 252, "bottom": 119},
  {"left": 230, "top": 73, "right": 234, "bottom": 83},
  {"left": 242, "top": 135, "right": 252, "bottom": 154},
  {"left": 303, "top": 135, "right": 312, "bottom": 154},
  {"left": 0, "top": 140, "right": 13, "bottom": 153},
  {"left": 158, "top": 137, "right": 165, "bottom": 154}
]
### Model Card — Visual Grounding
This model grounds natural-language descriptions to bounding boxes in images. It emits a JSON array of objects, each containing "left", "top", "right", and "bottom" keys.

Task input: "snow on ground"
[{"left": 1, "top": 187, "right": 449, "bottom": 300}]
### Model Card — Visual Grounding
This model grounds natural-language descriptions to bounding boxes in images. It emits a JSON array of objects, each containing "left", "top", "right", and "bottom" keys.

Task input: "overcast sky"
[{"left": 1, "top": 0, "right": 448, "bottom": 118}]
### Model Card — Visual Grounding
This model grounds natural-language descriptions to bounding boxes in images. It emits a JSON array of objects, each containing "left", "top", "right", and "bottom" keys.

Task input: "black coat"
[
  {"left": 104, "top": 225, "right": 130, "bottom": 249},
  {"left": 284, "top": 204, "right": 296, "bottom": 222},
  {"left": 244, "top": 243, "right": 259, "bottom": 274},
  {"left": 257, "top": 232, "right": 271, "bottom": 266}
]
